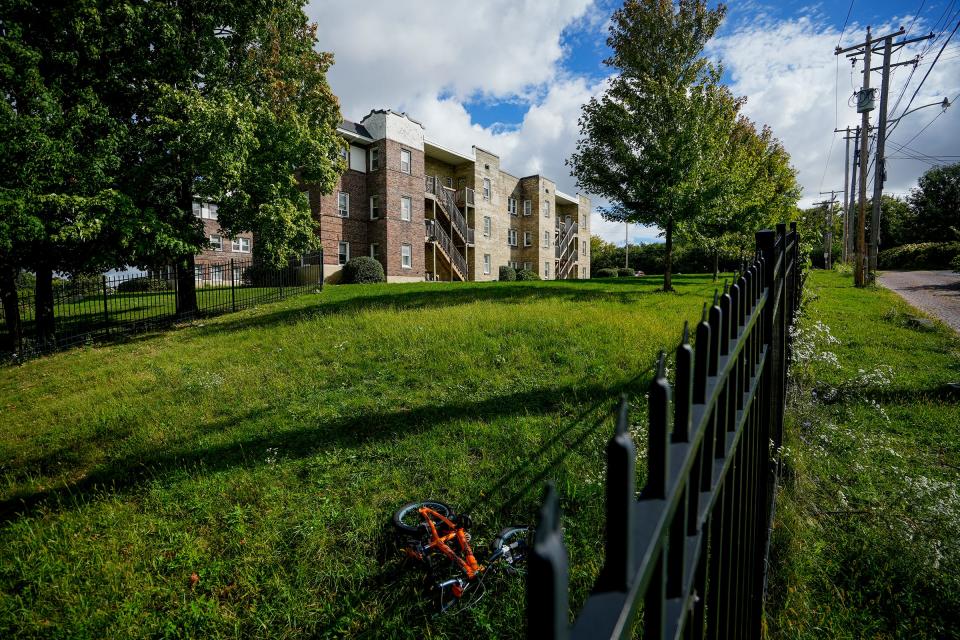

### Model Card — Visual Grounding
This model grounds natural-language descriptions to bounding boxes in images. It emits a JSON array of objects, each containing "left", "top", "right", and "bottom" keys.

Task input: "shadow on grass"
[
  {"left": 193, "top": 277, "right": 720, "bottom": 338},
  {"left": 0, "top": 371, "right": 655, "bottom": 525}
]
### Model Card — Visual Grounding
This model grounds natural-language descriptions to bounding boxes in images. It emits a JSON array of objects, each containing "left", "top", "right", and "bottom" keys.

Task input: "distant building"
[
  {"left": 303, "top": 109, "right": 591, "bottom": 283},
  {"left": 192, "top": 200, "right": 255, "bottom": 286}
]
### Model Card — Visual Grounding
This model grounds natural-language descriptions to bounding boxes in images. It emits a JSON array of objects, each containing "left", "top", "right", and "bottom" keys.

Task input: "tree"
[
  {"left": 117, "top": 0, "right": 344, "bottom": 314},
  {"left": 875, "top": 195, "right": 911, "bottom": 249},
  {"left": 906, "top": 163, "right": 960, "bottom": 243},
  {"left": 0, "top": 1, "right": 161, "bottom": 347},
  {"left": 684, "top": 117, "right": 800, "bottom": 279},
  {"left": 569, "top": 0, "right": 734, "bottom": 291}
]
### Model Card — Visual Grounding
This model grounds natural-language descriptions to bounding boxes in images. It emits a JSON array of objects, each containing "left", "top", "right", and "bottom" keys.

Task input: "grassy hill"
[{"left": 0, "top": 276, "right": 720, "bottom": 638}]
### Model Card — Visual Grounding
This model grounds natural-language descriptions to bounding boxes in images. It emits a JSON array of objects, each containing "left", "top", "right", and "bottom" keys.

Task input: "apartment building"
[
  {"left": 303, "top": 109, "right": 591, "bottom": 283},
  {"left": 192, "top": 200, "right": 255, "bottom": 286}
]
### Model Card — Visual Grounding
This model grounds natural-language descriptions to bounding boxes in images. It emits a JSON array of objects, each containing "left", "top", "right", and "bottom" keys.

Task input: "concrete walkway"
[{"left": 877, "top": 270, "right": 960, "bottom": 334}]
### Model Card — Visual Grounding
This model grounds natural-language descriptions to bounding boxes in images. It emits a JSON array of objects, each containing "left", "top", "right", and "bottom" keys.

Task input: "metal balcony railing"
[
  {"left": 456, "top": 187, "right": 475, "bottom": 207},
  {"left": 426, "top": 175, "right": 472, "bottom": 245},
  {"left": 424, "top": 219, "right": 467, "bottom": 278}
]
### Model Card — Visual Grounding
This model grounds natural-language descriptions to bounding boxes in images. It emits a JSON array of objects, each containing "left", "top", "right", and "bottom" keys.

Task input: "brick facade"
[{"left": 309, "top": 108, "right": 590, "bottom": 283}]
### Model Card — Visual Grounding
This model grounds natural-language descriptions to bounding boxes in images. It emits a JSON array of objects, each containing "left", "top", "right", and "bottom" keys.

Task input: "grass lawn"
[
  {"left": 769, "top": 270, "right": 960, "bottom": 638},
  {"left": 0, "top": 275, "right": 722, "bottom": 638}
]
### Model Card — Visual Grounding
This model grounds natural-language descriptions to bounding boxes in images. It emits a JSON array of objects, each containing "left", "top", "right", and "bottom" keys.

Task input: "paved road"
[{"left": 877, "top": 270, "right": 960, "bottom": 334}]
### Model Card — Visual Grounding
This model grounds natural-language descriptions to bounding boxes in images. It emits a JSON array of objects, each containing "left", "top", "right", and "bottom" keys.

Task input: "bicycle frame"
[{"left": 415, "top": 506, "right": 484, "bottom": 579}]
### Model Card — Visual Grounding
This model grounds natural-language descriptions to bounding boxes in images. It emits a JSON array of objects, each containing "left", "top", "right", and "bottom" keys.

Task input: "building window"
[
  {"left": 580, "top": 213, "right": 585, "bottom": 227},
  {"left": 508, "top": 198, "right": 517, "bottom": 215},
  {"left": 338, "top": 191, "right": 349, "bottom": 217},
  {"left": 370, "top": 195, "right": 380, "bottom": 219},
  {"left": 523, "top": 200, "right": 531, "bottom": 216},
  {"left": 401, "top": 243, "right": 412, "bottom": 269},
  {"left": 232, "top": 237, "right": 251, "bottom": 253},
  {"left": 400, "top": 148, "right": 411, "bottom": 174},
  {"left": 544, "top": 261, "right": 550, "bottom": 278},
  {"left": 508, "top": 228, "right": 517, "bottom": 246},
  {"left": 523, "top": 231, "right": 532, "bottom": 247},
  {"left": 339, "top": 145, "right": 348, "bottom": 163},
  {"left": 582, "top": 240, "right": 587, "bottom": 255},
  {"left": 369, "top": 147, "right": 380, "bottom": 171},
  {"left": 483, "top": 254, "right": 491, "bottom": 275},
  {"left": 542, "top": 200, "right": 550, "bottom": 218},
  {"left": 193, "top": 201, "right": 218, "bottom": 220},
  {"left": 338, "top": 241, "right": 350, "bottom": 265},
  {"left": 482, "top": 178, "right": 491, "bottom": 201},
  {"left": 370, "top": 243, "right": 379, "bottom": 261},
  {"left": 582, "top": 266, "right": 587, "bottom": 279},
  {"left": 444, "top": 176, "right": 453, "bottom": 188},
  {"left": 523, "top": 262, "right": 531, "bottom": 271},
  {"left": 458, "top": 178, "right": 466, "bottom": 190},
  {"left": 543, "top": 231, "right": 550, "bottom": 248},
  {"left": 483, "top": 216, "right": 491, "bottom": 237},
  {"left": 209, "top": 235, "right": 222, "bottom": 251},
  {"left": 401, "top": 196, "right": 412, "bottom": 221}
]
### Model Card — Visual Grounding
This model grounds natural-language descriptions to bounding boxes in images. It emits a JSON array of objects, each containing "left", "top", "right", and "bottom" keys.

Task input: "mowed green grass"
[
  {"left": 0, "top": 275, "right": 721, "bottom": 638},
  {"left": 768, "top": 270, "right": 960, "bottom": 638}
]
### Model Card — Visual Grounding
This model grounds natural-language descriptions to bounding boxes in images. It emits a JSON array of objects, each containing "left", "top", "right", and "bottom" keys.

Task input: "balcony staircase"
[
  {"left": 426, "top": 176, "right": 475, "bottom": 245},
  {"left": 555, "top": 222, "right": 579, "bottom": 279},
  {"left": 425, "top": 219, "right": 468, "bottom": 281}
]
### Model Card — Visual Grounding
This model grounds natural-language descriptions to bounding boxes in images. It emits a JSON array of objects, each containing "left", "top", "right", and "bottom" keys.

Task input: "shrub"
[
  {"left": 595, "top": 268, "right": 619, "bottom": 278},
  {"left": 877, "top": 242, "right": 960, "bottom": 270},
  {"left": 952, "top": 254, "right": 960, "bottom": 273},
  {"left": 498, "top": 265, "right": 516, "bottom": 281},
  {"left": 116, "top": 277, "right": 171, "bottom": 293},
  {"left": 515, "top": 269, "right": 540, "bottom": 281},
  {"left": 617, "top": 267, "right": 636, "bottom": 277},
  {"left": 342, "top": 256, "right": 385, "bottom": 284}
]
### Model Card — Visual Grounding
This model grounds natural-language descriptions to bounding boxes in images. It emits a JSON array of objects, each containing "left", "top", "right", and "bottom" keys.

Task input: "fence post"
[
  {"left": 231, "top": 258, "right": 237, "bottom": 312},
  {"left": 101, "top": 276, "right": 110, "bottom": 337},
  {"left": 600, "top": 395, "right": 637, "bottom": 592},
  {"left": 528, "top": 483, "right": 569, "bottom": 640},
  {"left": 320, "top": 250, "right": 324, "bottom": 290}
]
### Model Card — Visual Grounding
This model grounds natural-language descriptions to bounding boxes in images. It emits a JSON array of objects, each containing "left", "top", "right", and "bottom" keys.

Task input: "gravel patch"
[{"left": 877, "top": 270, "right": 960, "bottom": 334}]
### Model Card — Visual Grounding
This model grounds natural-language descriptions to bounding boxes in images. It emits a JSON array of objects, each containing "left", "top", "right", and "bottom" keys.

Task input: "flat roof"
[
  {"left": 424, "top": 139, "right": 475, "bottom": 165},
  {"left": 555, "top": 189, "right": 579, "bottom": 205}
]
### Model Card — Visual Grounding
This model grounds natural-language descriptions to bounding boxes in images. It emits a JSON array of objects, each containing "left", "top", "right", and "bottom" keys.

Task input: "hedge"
[
  {"left": 877, "top": 242, "right": 960, "bottom": 270},
  {"left": 498, "top": 265, "right": 516, "bottom": 281},
  {"left": 952, "top": 254, "right": 960, "bottom": 274},
  {"left": 617, "top": 267, "right": 636, "bottom": 277},
  {"left": 595, "top": 268, "right": 619, "bottom": 278},
  {"left": 117, "top": 277, "right": 171, "bottom": 293},
  {"left": 342, "top": 256, "right": 385, "bottom": 284},
  {"left": 515, "top": 269, "right": 540, "bottom": 281}
]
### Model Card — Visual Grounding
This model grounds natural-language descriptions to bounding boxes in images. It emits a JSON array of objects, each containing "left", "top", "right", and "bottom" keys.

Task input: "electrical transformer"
[{"left": 856, "top": 88, "right": 876, "bottom": 113}]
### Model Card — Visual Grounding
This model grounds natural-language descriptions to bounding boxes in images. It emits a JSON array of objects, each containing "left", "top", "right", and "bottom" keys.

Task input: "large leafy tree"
[
  {"left": 569, "top": 0, "right": 732, "bottom": 291},
  {"left": 906, "top": 163, "right": 960, "bottom": 243},
  {"left": 684, "top": 117, "right": 800, "bottom": 279},
  {"left": 0, "top": 1, "right": 169, "bottom": 347},
  {"left": 118, "top": 0, "right": 344, "bottom": 314}
]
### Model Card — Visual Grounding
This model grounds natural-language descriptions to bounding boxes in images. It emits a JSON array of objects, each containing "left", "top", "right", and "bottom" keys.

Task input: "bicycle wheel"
[
  {"left": 490, "top": 526, "right": 532, "bottom": 566},
  {"left": 393, "top": 500, "right": 456, "bottom": 535}
]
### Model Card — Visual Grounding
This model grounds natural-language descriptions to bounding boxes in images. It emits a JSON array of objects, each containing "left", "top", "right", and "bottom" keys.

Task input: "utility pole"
[
  {"left": 837, "top": 26, "right": 932, "bottom": 285},
  {"left": 834, "top": 126, "right": 853, "bottom": 262},
  {"left": 625, "top": 221, "right": 629, "bottom": 269},
  {"left": 816, "top": 191, "right": 841, "bottom": 270},
  {"left": 848, "top": 126, "right": 860, "bottom": 263}
]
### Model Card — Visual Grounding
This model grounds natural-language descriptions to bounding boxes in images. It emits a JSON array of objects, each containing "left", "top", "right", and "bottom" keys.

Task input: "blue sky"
[{"left": 311, "top": 0, "right": 960, "bottom": 246}]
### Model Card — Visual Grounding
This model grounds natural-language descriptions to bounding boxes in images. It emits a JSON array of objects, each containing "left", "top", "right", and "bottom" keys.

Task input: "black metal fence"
[
  {"left": 528, "top": 223, "right": 802, "bottom": 639},
  {"left": 2, "top": 252, "right": 323, "bottom": 361}
]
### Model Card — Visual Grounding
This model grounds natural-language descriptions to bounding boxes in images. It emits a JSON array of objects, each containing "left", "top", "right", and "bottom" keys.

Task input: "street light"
[{"left": 888, "top": 97, "right": 951, "bottom": 125}]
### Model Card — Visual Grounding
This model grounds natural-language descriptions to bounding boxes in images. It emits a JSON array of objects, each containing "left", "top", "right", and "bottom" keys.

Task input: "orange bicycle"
[{"left": 392, "top": 500, "right": 531, "bottom": 612}]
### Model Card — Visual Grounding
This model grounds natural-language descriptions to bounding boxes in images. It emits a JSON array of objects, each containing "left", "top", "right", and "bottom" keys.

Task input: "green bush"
[
  {"left": 498, "top": 265, "right": 516, "bottom": 281},
  {"left": 515, "top": 269, "right": 540, "bottom": 281},
  {"left": 877, "top": 242, "right": 960, "bottom": 270},
  {"left": 116, "top": 277, "right": 171, "bottom": 293},
  {"left": 342, "top": 256, "right": 385, "bottom": 284},
  {"left": 595, "top": 268, "right": 619, "bottom": 278},
  {"left": 617, "top": 267, "right": 636, "bottom": 277},
  {"left": 951, "top": 254, "right": 960, "bottom": 273}
]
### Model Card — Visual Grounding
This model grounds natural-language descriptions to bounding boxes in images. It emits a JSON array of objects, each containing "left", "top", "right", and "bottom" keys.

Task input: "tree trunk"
[
  {"left": 175, "top": 183, "right": 198, "bottom": 317},
  {"left": 175, "top": 253, "right": 198, "bottom": 317},
  {"left": 35, "top": 264, "right": 56, "bottom": 348},
  {"left": 712, "top": 249, "right": 719, "bottom": 282},
  {"left": 0, "top": 267, "right": 21, "bottom": 354},
  {"left": 663, "top": 216, "right": 674, "bottom": 292}
]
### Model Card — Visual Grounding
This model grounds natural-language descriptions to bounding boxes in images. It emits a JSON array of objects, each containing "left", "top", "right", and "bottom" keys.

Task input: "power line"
[{"left": 837, "top": 0, "right": 856, "bottom": 47}]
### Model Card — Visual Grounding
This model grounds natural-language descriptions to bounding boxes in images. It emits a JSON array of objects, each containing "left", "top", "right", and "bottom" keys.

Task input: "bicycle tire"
[
  {"left": 490, "top": 526, "right": 532, "bottom": 565},
  {"left": 392, "top": 500, "right": 456, "bottom": 535}
]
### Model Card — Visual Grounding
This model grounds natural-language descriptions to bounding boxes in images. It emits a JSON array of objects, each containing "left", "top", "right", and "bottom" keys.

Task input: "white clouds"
[{"left": 711, "top": 16, "right": 960, "bottom": 208}]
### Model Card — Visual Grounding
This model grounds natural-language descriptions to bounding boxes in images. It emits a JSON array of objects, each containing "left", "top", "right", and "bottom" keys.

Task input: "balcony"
[{"left": 456, "top": 187, "right": 475, "bottom": 208}]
